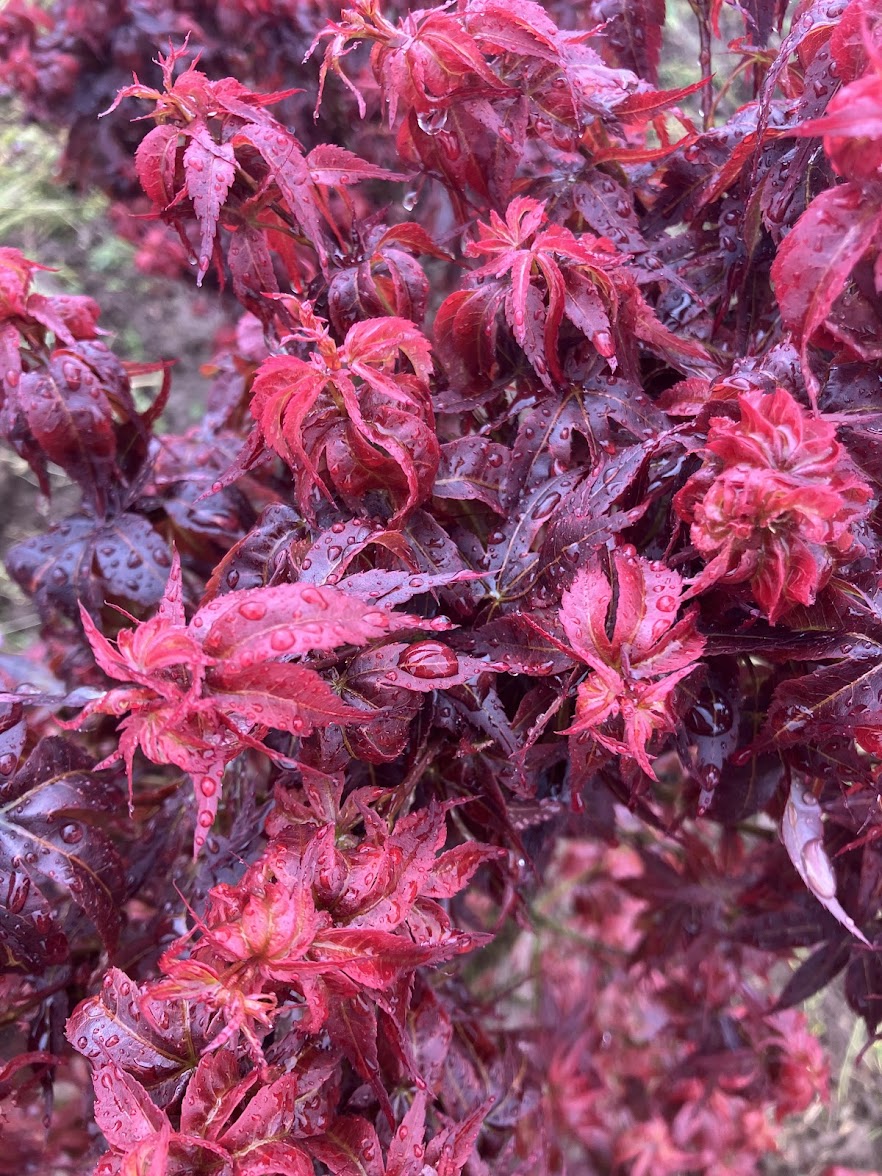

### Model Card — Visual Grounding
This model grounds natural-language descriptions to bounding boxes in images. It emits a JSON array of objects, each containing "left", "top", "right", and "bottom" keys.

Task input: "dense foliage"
[{"left": 2, "top": 0, "right": 882, "bottom": 1172}]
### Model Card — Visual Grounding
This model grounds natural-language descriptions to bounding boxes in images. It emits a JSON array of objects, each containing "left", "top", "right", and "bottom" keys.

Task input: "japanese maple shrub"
[{"left": 2, "top": 0, "right": 882, "bottom": 1173}]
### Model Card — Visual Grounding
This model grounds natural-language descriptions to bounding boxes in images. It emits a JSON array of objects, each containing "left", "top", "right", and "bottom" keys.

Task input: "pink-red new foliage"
[{"left": 2, "top": 0, "right": 882, "bottom": 1173}]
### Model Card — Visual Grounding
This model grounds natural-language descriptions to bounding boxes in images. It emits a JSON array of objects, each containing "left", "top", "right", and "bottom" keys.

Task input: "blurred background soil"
[{"left": 0, "top": 0, "right": 880, "bottom": 1165}]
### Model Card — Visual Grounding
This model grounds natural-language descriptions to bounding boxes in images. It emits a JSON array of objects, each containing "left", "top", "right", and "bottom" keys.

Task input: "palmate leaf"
[
  {"left": 247, "top": 314, "right": 438, "bottom": 523},
  {"left": 764, "top": 657, "right": 882, "bottom": 750},
  {"left": 74, "top": 553, "right": 451, "bottom": 852},
  {"left": 780, "top": 779, "right": 870, "bottom": 946},
  {"left": 559, "top": 549, "right": 703, "bottom": 674},
  {"left": 0, "top": 737, "right": 126, "bottom": 965},
  {"left": 771, "top": 182, "right": 882, "bottom": 404},
  {"left": 183, "top": 128, "right": 238, "bottom": 284},
  {"left": 436, "top": 197, "right": 622, "bottom": 388},
  {"left": 117, "top": 50, "right": 408, "bottom": 289},
  {"left": 67, "top": 967, "right": 212, "bottom": 1106},
  {"left": 557, "top": 548, "right": 706, "bottom": 775},
  {"left": 87, "top": 1055, "right": 320, "bottom": 1174},
  {"left": 7, "top": 511, "right": 173, "bottom": 622},
  {"left": 197, "top": 799, "right": 497, "bottom": 999},
  {"left": 482, "top": 470, "right": 582, "bottom": 607},
  {"left": 437, "top": 196, "right": 707, "bottom": 391},
  {"left": 196, "top": 580, "right": 444, "bottom": 669}
]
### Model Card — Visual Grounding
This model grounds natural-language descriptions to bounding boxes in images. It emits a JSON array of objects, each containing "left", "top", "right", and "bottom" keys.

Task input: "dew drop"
[
  {"left": 239, "top": 600, "right": 267, "bottom": 621},
  {"left": 594, "top": 330, "right": 615, "bottom": 357},
  {"left": 532, "top": 489, "right": 561, "bottom": 519},
  {"left": 416, "top": 107, "right": 449, "bottom": 135},
  {"left": 270, "top": 628, "right": 295, "bottom": 652},
  {"left": 362, "top": 610, "right": 389, "bottom": 627},
  {"left": 398, "top": 641, "right": 459, "bottom": 679},
  {"left": 684, "top": 689, "right": 733, "bottom": 737},
  {"left": 62, "top": 360, "right": 82, "bottom": 388},
  {"left": 295, "top": 586, "right": 319, "bottom": 608}
]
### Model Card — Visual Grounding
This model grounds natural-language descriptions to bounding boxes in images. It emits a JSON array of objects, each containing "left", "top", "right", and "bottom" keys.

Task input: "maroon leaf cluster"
[{"left": 4, "top": 0, "right": 882, "bottom": 1173}]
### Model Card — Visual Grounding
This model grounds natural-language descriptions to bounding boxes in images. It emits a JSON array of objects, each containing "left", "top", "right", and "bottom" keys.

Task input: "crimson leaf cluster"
[{"left": 2, "top": 0, "right": 882, "bottom": 1173}]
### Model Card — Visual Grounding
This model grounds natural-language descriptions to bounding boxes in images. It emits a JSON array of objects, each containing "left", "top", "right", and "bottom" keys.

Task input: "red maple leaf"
[
  {"left": 310, "top": 1, "right": 506, "bottom": 124},
  {"left": 311, "top": 1089, "right": 491, "bottom": 1176},
  {"left": 795, "top": 16, "right": 882, "bottom": 184},
  {"left": 435, "top": 197, "right": 707, "bottom": 389},
  {"left": 436, "top": 196, "right": 622, "bottom": 387},
  {"left": 674, "top": 388, "right": 873, "bottom": 623},
  {"left": 144, "top": 795, "right": 499, "bottom": 1110},
  {"left": 109, "top": 44, "right": 405, "bottom": 285},
  {"left": 557, "top": 546, "right": 706, "bottom": 775},
  {"left": 327, "top": 220, "right": 451, "bottom": 336},
  {"left": 246, "top": 300, "right": 439, "bottom": 522},
  {"left": 88, "top": 1057, "right": 315, "bottom": 1175},
  {"left": 70, "top": 552, "right": 447, "bottom": 852}
]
